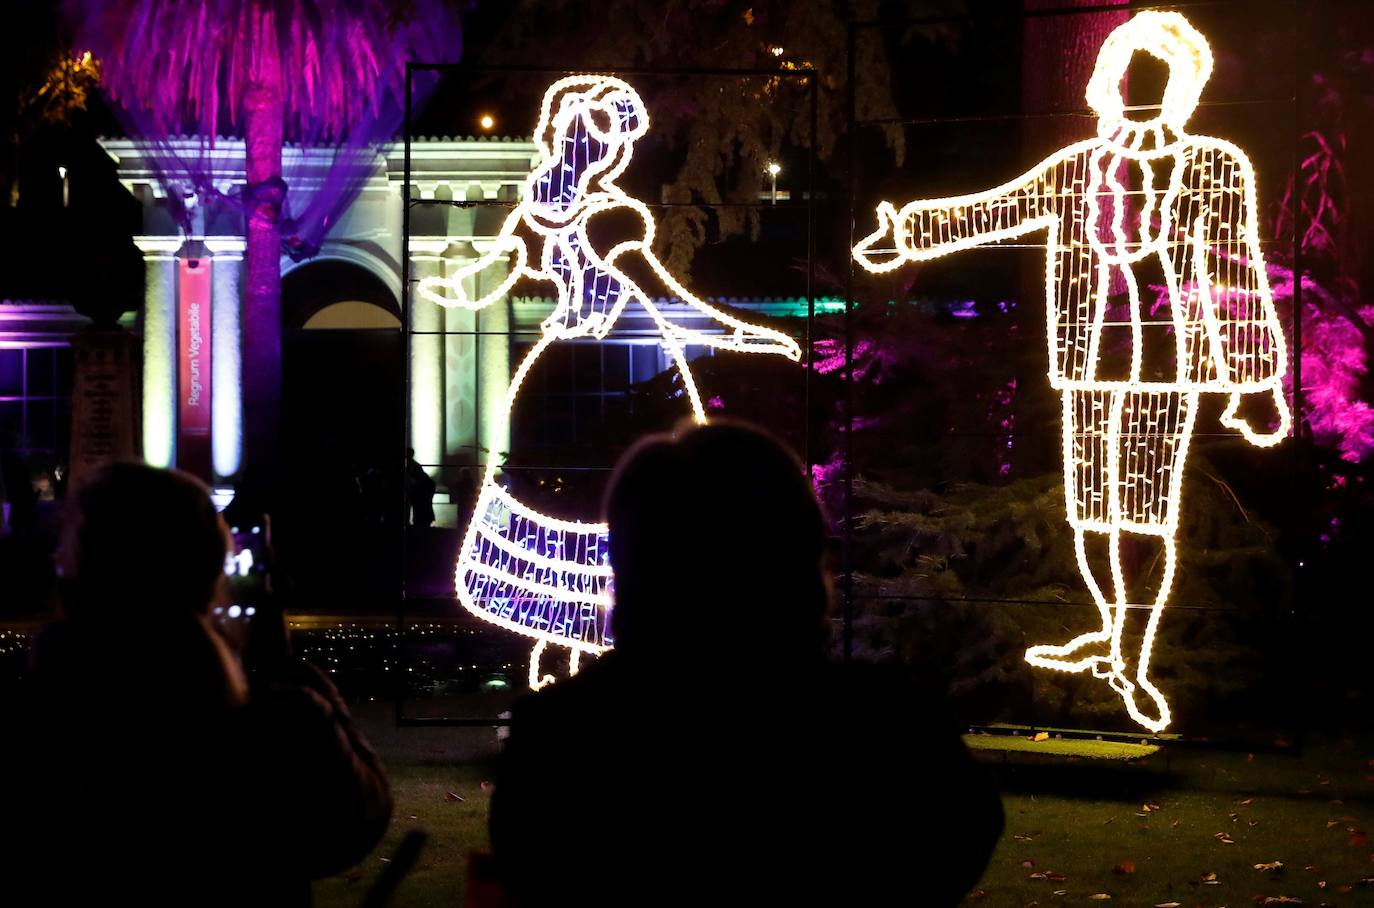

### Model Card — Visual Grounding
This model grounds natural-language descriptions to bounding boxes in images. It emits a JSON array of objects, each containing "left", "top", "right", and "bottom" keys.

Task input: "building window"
[
  {"left": 0, "top": 345, "right": 73, "bottom": 467},
  {"left": 510, "top": 339, "right": 713, "bottom": 454}
]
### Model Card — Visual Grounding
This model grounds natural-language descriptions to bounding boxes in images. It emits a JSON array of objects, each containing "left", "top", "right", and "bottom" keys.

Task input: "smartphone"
[{"left": 213, "top": 523, "right": 269, "bottom": 647}]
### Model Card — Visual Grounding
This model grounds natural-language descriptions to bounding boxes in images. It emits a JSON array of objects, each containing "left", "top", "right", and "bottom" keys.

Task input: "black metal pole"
[
  {"left": 806, "top": 73, "right": 817, "bottom": 480},
  {"left": 396, "top": 62, "right": 414, "bottom": 729},
  {"left": 843, "top": 24, "right": 857, "bottom": 663}
]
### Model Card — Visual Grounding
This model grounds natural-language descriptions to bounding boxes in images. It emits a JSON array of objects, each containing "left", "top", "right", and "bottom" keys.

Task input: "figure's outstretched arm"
[
  {"left": 852, "top": 145, "right": 1090, "bottom": 273},
  {"left": 415, "top": 213, "right": 533, "bottom": 311},
  {"left": 1174, "top": 140, "right": 1290, "bottom": 447},
  {"left": 593, "top": 197, "right": 802, "bottom": 361}
]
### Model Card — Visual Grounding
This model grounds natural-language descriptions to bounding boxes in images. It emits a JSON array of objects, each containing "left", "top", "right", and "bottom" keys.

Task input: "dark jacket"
[
  {"left": 0, "top": 616, "right": 391, "bottom": 907},
  {"left": 490, "top": 652, "right": 1004, "bottom": 907}
]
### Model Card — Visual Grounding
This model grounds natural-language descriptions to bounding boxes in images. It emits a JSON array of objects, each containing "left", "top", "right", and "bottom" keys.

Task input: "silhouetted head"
[
  {"left": 604, "top": 421, "right": 830, "bottom": 666},
  {"left": 59, "top": 462, "right": 230, "bottom": 622}
]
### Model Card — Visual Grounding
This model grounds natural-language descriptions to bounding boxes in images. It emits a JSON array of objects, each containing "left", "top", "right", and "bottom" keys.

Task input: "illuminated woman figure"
[
  {"left": 418, "top": 77, "right": 800, "bottom": 688},
  {"left": 853, "top": 12, "right": 1289, "bottom": 731}
]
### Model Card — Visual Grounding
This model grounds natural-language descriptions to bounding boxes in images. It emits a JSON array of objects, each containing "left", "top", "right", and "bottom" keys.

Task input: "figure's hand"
[
  {"left": 1220, "top": 385, "right": 1291, "bottom": 448},
  {"left": 416, "top": 234, "right": 527, "bottom": 311},
  {"left": 852, "top": 201, "right": 906, "bottom": 274}
]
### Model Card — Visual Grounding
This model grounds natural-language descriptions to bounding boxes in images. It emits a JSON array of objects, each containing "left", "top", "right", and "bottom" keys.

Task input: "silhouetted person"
[
  {"left": 406, "top": 447, "right": 436, "bottom": 528},
  {"left": 489, "top": 422, "right": 1003, "bottom": 907},
  {"left": 0, "top": 445, "right": 37, "bottom": 532},
  {"left": 0, "top": 463, "right": 392, "bottom": 906}
]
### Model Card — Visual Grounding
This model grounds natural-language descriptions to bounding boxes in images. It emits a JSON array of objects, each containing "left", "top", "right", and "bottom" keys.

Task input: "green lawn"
[{"left": 316, "top": 704, "right": 1374, "bottom": 908}]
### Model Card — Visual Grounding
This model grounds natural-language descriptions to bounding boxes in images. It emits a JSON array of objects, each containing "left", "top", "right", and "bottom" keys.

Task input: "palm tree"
[{"left": 70, "top": 0, "right": 460, "bottom": 475}]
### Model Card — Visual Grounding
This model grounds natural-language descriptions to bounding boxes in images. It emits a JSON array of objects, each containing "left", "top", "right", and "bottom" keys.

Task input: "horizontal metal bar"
[{"left": 848, "top": 0, "right": 1290, "bottom": 30}]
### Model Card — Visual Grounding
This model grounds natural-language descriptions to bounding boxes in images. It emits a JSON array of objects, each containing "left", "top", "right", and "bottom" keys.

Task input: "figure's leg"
[
  {"left": 1103, "top": 390, "right": 1195, "bottom": 732},
  {"left": 528, "top": 639, "right": 556, "bottom": 690},
  {"left": 1123, "top": 534, "right": 1175, "bottom": 731},
  {"left": 1026, "top": 390, "right": 1116, "bottom": 672},
  {"left": 1026, "top": 527, "right": 1117, "bottom": 672},
  {"left": 568, "top": 647, "right": 581, "bottom": 676}
]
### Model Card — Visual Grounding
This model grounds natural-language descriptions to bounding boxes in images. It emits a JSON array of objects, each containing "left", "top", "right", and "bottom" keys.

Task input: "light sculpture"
[
  {"left": 852, "top": 12, "right": 1290, "bottom": 731},
  {"left": 419, "top": 77, "right": 801, "bottom": 688}
]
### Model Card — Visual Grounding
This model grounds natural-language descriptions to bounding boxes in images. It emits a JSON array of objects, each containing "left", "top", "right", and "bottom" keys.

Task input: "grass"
[
  {"left": 964, "top": 734, "right": 1160, "bottom": 761},
  {"left": 313, "top": 704, "right": 499, "bottom": 908},
  {"left": 315, "top": 703, "right": 1374, "bottom": 908},
  {"left": 971, "top": 738, "right": 1374, "bottom": 907}
]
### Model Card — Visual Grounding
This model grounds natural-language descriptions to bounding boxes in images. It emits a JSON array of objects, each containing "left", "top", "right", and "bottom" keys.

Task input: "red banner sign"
[{"left": 177, "top": 257, "right": 212, "bottom": 479}]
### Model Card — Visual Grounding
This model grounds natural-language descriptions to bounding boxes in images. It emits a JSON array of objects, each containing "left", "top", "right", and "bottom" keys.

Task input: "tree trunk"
[
  {"left": 1021, "top": 0, "right": 1127, "bottom": 156},
  {"left": 242, "top": 43, "right": 284, "bottom": 485}
]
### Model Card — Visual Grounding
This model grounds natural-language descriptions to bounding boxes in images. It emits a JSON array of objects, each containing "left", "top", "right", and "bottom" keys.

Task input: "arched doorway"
[{"left": 280, "top": 259, "right": 403, "bottom": 609}]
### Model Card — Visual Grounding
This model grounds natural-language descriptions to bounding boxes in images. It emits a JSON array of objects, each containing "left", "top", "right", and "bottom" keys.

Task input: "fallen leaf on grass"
[
  {"left": 1202, "top": 871, "right": 1220, "bottom": 884},
  {"left": 1030, "top": 872, "right": 1047, "bottom": 880},
  {"left": 969, "top": 889, "right": 987, "bottom": 899},
  {"left": 1046, "top": 871, "right": 1067, "bottom": 881},
  {"left": 1255, "top": 897, "right": 1302, "bottom": 905},
  {"left": 1052, "top": 890, "right": 1067, "bottom": 896},
  {"left": 1112, "top": 862, "right": 1136, "bottom": 875},
  {"left": 1253, "top": 861, "right": 1284, "bottom": 872},
  {"left": 1154, "top": 903, "right": 1181, "bottom": 907},
  {"left": 1033, "top": 732, "right": 1050, "bottom": 742},
  {"left": 1171, "top": 820, "right": 1181, "bottom": 829},
  {"left": 1215, "top": 832, "right": 1236, "bottom": 844},
  {"left": 1088, "top": 895, "right": 1111, "bottom": 901},
  {"left": 1317, "top": 881, "right": 1326, "bottom": 889},
  {"left": 1327, "top": 821, "right": 1341, "bottom": 829},
  {"left": 1014, "top": 834, "right": 1035, "bottom": 842},
  {"left": 1237, "top": 798, "right": 1254, "bottom": 806},
  {"left": 1023, "top": 860, "right": 1037, "bottom": 869},
  {"left": 445, "top": 791, "right": 465, "bottom": 802}
]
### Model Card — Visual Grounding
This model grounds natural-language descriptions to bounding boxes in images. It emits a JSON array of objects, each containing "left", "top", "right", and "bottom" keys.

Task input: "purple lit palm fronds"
[{"left": 69, "top": 0, "right": 460, "bottom": 143}]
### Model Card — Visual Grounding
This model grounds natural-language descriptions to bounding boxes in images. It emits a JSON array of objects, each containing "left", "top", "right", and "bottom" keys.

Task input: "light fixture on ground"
[{"left": 852, "top": 11, "right": 1290, "bottom": 732}]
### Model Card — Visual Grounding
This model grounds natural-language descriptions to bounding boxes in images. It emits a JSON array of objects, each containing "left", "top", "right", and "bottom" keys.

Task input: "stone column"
[
  {"left": 474, "top": 242, "right": 511, "bottom": 475},
  {"left": 444, "top": 259, "right": 479, "bottom": 472},
  {"left": 206, "top": 236, "right": 244, "bottom": 483},
  {"left": 134, "top": 236, "right": 180, "bottom": 468},
  {"left": 408, "top": 239, "right": 447, "bottom": 480}
]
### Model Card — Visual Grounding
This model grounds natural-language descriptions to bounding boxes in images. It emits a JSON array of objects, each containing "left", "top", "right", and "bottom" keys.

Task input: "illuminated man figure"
[
  {"left": 419, "top": 77, "right": 800, "bottom": 688},
  {"left": 853, "top": 12, "right": 1289, "bottom": 731}
]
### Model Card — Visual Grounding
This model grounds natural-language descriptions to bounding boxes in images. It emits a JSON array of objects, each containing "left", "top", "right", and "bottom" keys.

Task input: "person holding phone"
[{"left": 1, "top": 462, "right": 392, "bottom": 906}]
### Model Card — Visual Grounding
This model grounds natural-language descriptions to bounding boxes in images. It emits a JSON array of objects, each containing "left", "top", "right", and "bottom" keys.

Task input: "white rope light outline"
[
  {"left": 418, "top": 76, "right": 801, "bottom": 689},
  {"left": 852, "top": 11, "right": 1290, "bottom": 732}
]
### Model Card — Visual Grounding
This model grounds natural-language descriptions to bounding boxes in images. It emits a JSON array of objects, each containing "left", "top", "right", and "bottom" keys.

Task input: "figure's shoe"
[
  {"left": 1025, "top": 633, "right": 1112, "bottom": 674},
  {"left": 1110, "top": 672, "right": 1171, "bottom": 733}
]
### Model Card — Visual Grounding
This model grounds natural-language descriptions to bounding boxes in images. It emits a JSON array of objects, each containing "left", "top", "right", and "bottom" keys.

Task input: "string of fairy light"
[
  {"left": 417, "top": 76, "right": 800, "bottom": 688},
  {"left": 853, "top": 11, "right": 1289, "bottom": 732}
]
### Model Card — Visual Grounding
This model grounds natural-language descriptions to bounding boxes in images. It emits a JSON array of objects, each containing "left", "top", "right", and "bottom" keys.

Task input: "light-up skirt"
[{"left": 455, "top": 480, "right": 615, "bottom": 652}]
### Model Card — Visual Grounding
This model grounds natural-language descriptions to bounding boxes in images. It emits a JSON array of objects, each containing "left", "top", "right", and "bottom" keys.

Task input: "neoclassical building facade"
[{"left": 102, "top": 136, "right": 816, "bottom": 523}]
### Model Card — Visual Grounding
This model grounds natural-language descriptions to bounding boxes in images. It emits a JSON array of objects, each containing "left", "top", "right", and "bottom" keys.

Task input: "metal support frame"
[
  {"left": 844, "top": 0, "right": 1304, "bottom": 747},
  {"left": 397, "top": 64, "right": 818, "bottom": 726}
]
